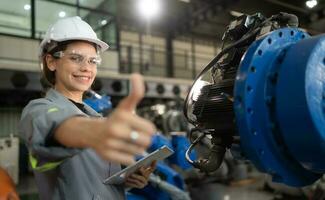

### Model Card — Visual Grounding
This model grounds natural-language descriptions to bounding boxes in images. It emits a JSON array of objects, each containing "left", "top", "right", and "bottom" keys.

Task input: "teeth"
[{"left": 74, "top": 76, "right": 90, "bottom": 80}]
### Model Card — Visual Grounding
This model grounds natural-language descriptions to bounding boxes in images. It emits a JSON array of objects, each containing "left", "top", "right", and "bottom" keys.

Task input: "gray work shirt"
[{"left": 19, "top": 88, "right": 125, "bottom": 200}]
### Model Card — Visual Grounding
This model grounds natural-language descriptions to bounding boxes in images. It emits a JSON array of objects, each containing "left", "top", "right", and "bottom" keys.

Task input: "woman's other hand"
[{"left": 124, "top": 161, "right": 157, "bottom": 189}]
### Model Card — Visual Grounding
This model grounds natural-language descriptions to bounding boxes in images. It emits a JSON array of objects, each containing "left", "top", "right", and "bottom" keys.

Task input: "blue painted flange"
[
  {"left": 276, "top": 34, "right": 325, "bottom": 173},
  {"left": 233, "top": 28, "right": 322, "bottom": 186}
]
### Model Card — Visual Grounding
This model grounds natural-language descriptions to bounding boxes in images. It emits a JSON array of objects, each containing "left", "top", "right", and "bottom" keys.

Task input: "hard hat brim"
[{"left": 53, "top": 37, "right": 109, "bottom": 52}]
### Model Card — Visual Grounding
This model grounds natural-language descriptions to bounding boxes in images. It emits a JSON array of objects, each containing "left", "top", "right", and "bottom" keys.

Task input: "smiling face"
[{"left": 46, "top": 41, "right": 98, "bottom": 102}]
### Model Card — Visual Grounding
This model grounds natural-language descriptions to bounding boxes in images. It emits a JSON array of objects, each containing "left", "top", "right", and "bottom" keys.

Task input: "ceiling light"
[
  {"left": 24, "top": 4, "right": 31, "bottom": 10},
  {"left": 58, "top": 11, "right": 66, "bottom": 18},
  {"left": 138, "top": 0, "right": 160, "bottom": 19},
  {"left": 100, "top": 19, "right": 108, "bottom": 26},
  {"left": 306, "top": 0, "right": 317, "bottom": 8},
  {"left": 230, "top": 10, "right": 244, "bottom": 17}
]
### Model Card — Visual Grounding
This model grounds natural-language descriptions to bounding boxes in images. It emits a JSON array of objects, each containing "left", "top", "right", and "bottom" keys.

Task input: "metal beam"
[{"left": 264, "top": 0, "right": 308, "bottom": 14}]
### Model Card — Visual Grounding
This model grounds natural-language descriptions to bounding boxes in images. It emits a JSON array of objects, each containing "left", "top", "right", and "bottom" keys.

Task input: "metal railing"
[{"left": 119, "top": 45, "right": 214, "bottom": 79}]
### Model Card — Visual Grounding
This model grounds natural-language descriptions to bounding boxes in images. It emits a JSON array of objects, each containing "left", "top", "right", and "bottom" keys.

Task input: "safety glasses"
[{"left": 52, "top": 50, "right": 102, "bottom": 66}]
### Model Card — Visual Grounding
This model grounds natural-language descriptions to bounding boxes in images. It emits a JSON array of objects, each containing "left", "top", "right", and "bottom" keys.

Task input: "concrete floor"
[
  {"left": 189, "top": 179, "right": 274, "bottom": 200},
  {"left": 17, "top": 174, "right": 39, "bottom": 200},
  {"left": 17, "top": 173, "right": 308, "bottom": 200}
]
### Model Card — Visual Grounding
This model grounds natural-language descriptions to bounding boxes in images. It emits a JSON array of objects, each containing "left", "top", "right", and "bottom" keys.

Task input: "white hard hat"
[{"left": 39, "top": 16, "right": 109, "bottom": 56}]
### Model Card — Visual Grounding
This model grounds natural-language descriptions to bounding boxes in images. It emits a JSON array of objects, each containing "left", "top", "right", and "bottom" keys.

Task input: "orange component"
[{"left": 0, "top": 167, "right": 20, "bottom": 200}]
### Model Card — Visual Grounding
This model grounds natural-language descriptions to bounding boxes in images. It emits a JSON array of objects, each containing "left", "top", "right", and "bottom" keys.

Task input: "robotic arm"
[{"left": 184, "top": 12, "right": 325, "bottom": 187}]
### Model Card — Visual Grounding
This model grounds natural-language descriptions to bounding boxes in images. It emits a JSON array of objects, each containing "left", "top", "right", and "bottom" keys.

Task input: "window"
[
  {"left": 80, "top": 9, "right": 117, "bottom": 49},
  {"left": 49, "top": 0, "right": 115, "bottom": 13},
  {"left": 0, "top": 0, "right": 31, "bottom": 37},
  {"left": 53, "top": 0, "right": 76, "bottom": 4},
  {"left": 0, "top": 0, "right": 118, "bottom": 50}
]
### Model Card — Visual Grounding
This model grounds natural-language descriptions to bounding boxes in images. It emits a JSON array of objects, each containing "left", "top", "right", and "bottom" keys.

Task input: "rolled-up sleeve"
[{"left": 19, "top": 99, "right": 84, "bottom": 166}]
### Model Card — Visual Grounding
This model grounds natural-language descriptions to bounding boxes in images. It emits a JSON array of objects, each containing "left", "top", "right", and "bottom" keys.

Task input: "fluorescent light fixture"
[
  {"left": 306, "top": 0, "right": 317, "bottom": 8},
  {"left": 230, "top": 10, "right": 244, "bottom": 17},
  {"left": 138, "top": 0, "right": 160, "bottom": 19},
  {"left": 179, "top": 0, "right": 190, "bottom": 2},
  {"left": 24, "top": 4, "right": 31, "bottom": 10},
  {"left": 58, "top": 11, "right": 66, "bottom": 18}
]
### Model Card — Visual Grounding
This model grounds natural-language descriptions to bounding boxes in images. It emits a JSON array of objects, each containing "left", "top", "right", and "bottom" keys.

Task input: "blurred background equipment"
[
  {"left": 0, "top": 135, "right": 20, "bottom": 200},
  {"left": 0, "top": 166, "right": 20, "bottom": 200},
  {"left": 138, "top": 100, "right": 190, "bottom": 135},
  {"left": 128, "top": 133, "right": 193, "bottom": 200},
  {"left": 83, "top": 90, "right": 113, "bottom": 116},
  {"left": 0, "top": 135, "right": 19, "bottom": 184}
]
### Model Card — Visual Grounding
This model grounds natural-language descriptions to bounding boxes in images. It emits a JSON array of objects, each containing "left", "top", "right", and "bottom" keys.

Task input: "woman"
[{"left": 19, "top": 16, "right": 156, "bottom": 200}]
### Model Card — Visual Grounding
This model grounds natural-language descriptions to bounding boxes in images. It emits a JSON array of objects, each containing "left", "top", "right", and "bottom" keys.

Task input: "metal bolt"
[
  {"left": 277, "top": 49, "right": 287, "bottom": 64},
  {"left": 268, "top": 72, "right": 278, "bottom": 84}
]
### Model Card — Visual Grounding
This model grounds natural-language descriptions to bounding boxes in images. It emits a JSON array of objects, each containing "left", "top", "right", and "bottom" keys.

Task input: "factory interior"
[{"left": 0, "top": 0, "right": 325, "bottom": 199}]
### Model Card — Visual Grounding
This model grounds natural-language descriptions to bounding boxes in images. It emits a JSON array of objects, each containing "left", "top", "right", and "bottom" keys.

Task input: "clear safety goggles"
[{"left": 52, "top": 50, "right": 102, "bottom": 66}]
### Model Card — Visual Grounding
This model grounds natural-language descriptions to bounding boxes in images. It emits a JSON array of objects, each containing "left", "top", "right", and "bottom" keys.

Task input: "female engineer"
[{"left": 19, "top": 16, "right": 156, "bottom": 200}]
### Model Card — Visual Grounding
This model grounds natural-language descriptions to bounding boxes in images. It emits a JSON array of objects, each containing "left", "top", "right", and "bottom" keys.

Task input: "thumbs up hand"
[{"left": 90, "top": 74, "right": 156, "bottom": 165}]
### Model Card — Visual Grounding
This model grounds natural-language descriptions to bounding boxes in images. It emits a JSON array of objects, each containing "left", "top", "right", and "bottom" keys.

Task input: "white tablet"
[{"left": 103, "top": 145, "right": 174, "bottom": 185}]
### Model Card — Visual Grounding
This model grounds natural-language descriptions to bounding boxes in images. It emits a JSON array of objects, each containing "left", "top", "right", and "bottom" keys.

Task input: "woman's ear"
[{"left": 45, "top": 54, "right": 56, "bottom": 71}]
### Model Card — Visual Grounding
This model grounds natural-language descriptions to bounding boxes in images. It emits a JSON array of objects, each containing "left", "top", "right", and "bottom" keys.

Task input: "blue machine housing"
[
  {"left": 149, "top": 134, "right": 197, "bottom": 170},
  {"left": 234, "top": 27, "right": 325, "bottom": 186},
  {"left": 130, "top": 134, "right": 193, "bottom": 200},
  {"left": 83, "top": 95, "right": 112, "bottom": 114},
  {"left": 129, "top": 163, "right": 185, "bottom": 200}
]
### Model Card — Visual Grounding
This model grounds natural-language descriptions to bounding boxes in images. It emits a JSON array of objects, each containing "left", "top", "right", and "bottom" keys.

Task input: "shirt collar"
[{"left": 45, "top": 88, "right": 102, "bottom": 117}]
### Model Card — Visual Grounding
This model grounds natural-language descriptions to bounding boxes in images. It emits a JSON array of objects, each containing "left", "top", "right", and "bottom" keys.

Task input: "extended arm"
[{"left": 54, "top": 74, "right": 156, "bottom": 165}]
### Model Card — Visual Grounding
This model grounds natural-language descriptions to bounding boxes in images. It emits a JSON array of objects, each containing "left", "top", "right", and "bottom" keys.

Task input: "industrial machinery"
[
  {"left": 137, "top": 100, "right": 190, "bottom": 136},
  {"left": 184, "top": 12, "right": 325, "bottom": 187},
  {"left": 83, "top": 90, "right": 112, "bottom": 116}
]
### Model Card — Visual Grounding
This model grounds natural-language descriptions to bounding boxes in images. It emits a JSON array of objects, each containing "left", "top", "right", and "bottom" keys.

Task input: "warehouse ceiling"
[
  {"left": 0, "top": 0, "right": 324, "bottom": 43},
  {"left": 118, "top": 0, "right": 325, "bottom": 42}
]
